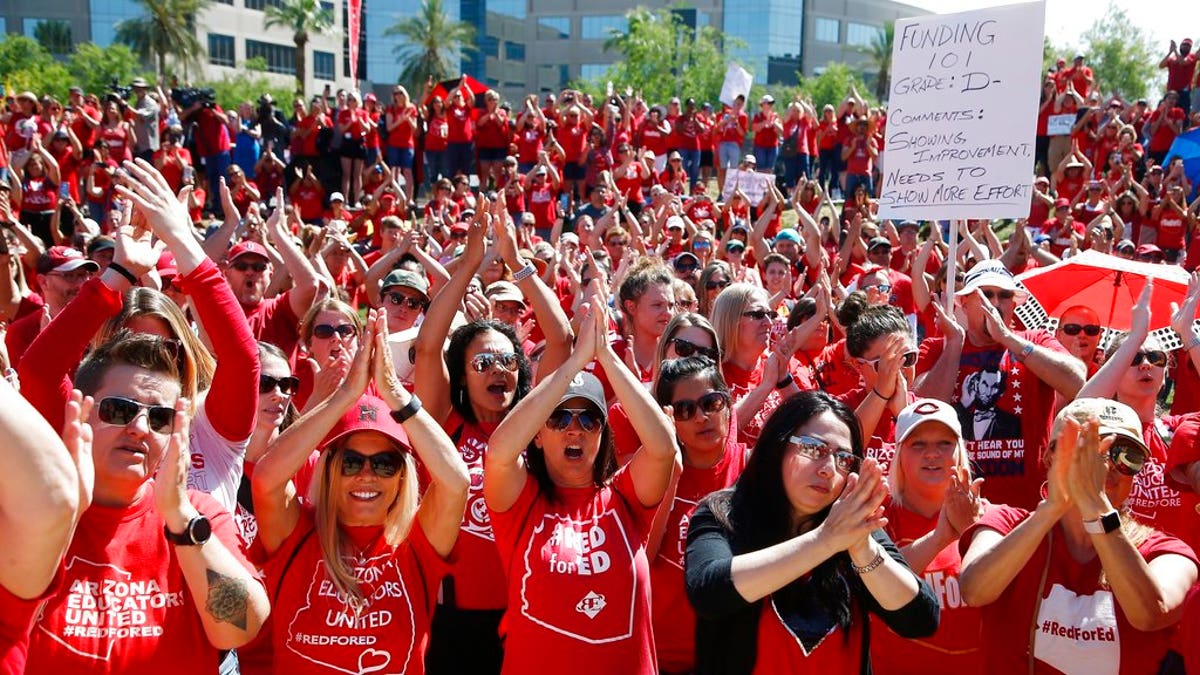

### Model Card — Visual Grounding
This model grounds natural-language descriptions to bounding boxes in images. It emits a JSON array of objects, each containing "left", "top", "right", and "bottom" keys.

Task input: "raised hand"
[
  {"left": 1170, "top": 272, "right": 1200, "bottom": 341},
  {"left": 154, "top": 398, "right": 196, "bottom": 529},
  {"left": 942, "top": 465, "right": 984, "bottom": 535},
  {"left": 369, "top": 309, "right": 408, "bottom": 409},
  {"left": 62, "top": 390, "right": 95, "bottom": 514},
  {"left": 1130, "top": 280, "right": 1153, "bottom": 338},
  {"left": 114, "top": 159, "right": 191, "bottom": 244},
  {"left": 818, "top": 457, "right": 889, "bottom": 556}
]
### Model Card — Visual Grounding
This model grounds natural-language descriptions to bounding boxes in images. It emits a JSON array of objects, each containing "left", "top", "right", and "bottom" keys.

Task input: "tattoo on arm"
[{"left": 204, "top": 569, "right": 250, "bottom": 631}]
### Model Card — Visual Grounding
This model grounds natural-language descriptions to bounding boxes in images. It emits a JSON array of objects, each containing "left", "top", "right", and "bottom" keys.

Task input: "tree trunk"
[
  {"left": 295, "top": 32, "right": 307, "bottom": 98},
  {"left": 876, "top": 65, "right": 888, "bottom": 102},
  {"left": 158, "top": 48, "right": 166, "bottom": 82}
]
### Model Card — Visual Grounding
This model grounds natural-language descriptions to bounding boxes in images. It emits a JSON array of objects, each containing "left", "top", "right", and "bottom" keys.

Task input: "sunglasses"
[
  {"left": 669, "top": 337, "right": 719, "bottom": 361},
  {"left": 98, "top": 396, "right": 175, "bottom": 434},
  {"left": 742, "top": 309, "right": 779, "bottom": 321},
  {"left": 471, "top": 352, "right": 519, "bottom": 373},
  {"left": 1105, "top": 439, "right": 1148, "bottom": 477},
  {"left": 546, "top": 407, "right": 602, "bottom": 432},
  {"left": 313, "top": 323, "right": 356, "bottom": 339},
  {"left": 672, "top": 391, "right": 731, "bottom": 421},
  {"left": 706, "top": 279, "right": 730, "bottom": 291},
  {"left": 387, "top": 292, "right": 427, "bottom": 310},
  {"left": 982, "top": 289, "right": 1016, "bottom": 301},
  {"left": 863, "top": 283, "right": 892, "bottom": 294},
  {"left": 232, "top": 260, "right": 268, "bottom": 273},
  {"left": 788, "top": 435, "right": 860, "bottom": 474},
  {"left": 260, "top": 374, "right": 300, "bottom": 396},
  {"left": 856, "top": 350, "right": 919, "bottom": 369},
  {"left": 1131, "top": 350, "right": 1167, "bottom": 367},
  {"left": 1060, "top": 323, "right": 1102, "bottom": 337},
  {"left": 675, "top": 263, "right": 699, "bottom": 272},
  {"left": 341, "top": 449, "right": 404, "bottom": 478}
]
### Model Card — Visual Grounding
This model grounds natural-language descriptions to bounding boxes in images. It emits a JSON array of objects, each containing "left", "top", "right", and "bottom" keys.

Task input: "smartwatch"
[
  {"left": 164, "top": 515, "right": 213, "bottom": 546},
  {"left": 390, "top": 395, "right": 423, "bottom": 424},
  {"left": 1082, "top": 509, "right": 1121, "bottom": 535}
]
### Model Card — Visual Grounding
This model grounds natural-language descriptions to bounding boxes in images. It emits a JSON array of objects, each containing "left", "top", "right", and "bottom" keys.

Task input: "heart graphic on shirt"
[{"left": 357, "top": 648, "right": 391, "bottom": 673}]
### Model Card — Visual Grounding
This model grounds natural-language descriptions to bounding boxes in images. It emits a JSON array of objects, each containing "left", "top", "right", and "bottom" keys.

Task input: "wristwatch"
[
  {"left": 164, "top": 515, "right": 212, "bottom": 546},
  {"left": 390, "top": 394, "right": 423, "bottom": 424},
  {"left": 1082, "top": 509, "right": 1121, "bottom": 535}
]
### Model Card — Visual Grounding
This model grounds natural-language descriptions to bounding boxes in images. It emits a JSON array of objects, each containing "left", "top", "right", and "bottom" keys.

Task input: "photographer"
[
  {"left": 256, "top": 94, "right": 289, "bottom": 156},
  {"left": 180, "top": 89, "right": 230, "bottom": 213}
]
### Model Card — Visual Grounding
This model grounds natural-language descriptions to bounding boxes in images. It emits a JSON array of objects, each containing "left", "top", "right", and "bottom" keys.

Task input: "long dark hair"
[
  {"left": 524, "top": 401, "right": 616, "bottom": 503},
  {"left": 445, "top": 319, "right": 533, "bottom": 425},
  {"left": 654, "top": 356, "right": 728, "bottom": 407},
  {"left": 701, "top": 391, "right": 864, "bottom": 632}
]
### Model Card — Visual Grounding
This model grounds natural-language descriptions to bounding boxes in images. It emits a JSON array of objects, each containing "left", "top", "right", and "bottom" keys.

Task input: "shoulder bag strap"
[{"left": 1028, "top": 528, "right": 1054, "bottom": 675}]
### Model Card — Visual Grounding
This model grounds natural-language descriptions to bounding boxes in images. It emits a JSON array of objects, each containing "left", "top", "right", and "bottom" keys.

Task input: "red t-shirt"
[
  {"left": 751, "top": 596, "right": 863, "bottom": 674},
  {"left": 1056, "top": 174, "right": 1084, "bottom": 204},
  {"left": 19, "top": 176, "right": 58, "bottom": 213},
  {"left": 959, "top": 504, "right": 1197, "bottom": 675},
  {"left": 240, "top": 293, "right": 301, "bottom": 363},
  {"left": 844, "top": 136, "right": 876, "bottom": 176},
  {"left": 1170, "top": 358, "right": 1200, "bottom": 415},
  {"left": 386, "top": 104, "right": 417, "bottom": 149},
  {"left": 871, "top": 501, "right": 982, "bottom": 674},
  {"left": 1153, "top": 207, "right": 1187, "bottom": 250},
  {"left": 525, "top": 184, "right": 558, "bottom": 232},
  {"left": 615, "top": 163, "right": 648, "bottom": 205},
  {"left": 793, "top": 340, "right": 861, "bottom": 398},
  {"left": 0, "top": 570, "right": 60, "bottom": 675},
  {"left": 488, "top": 468, "right": 658, "bottom": 675},
  {"left": 724, "top": 357, "right": 786, "bottom": 446},
  {"left": 1144, "top": 414, "right": 1200, "bottom": 554},
  {"left": 639, "top": 121, "right": 669, "bottom": 157},
  {"left": 153, "top": 147, "right": 193, "bottom": 194},
  {"left": 193, "top": 106, "right": 231, "bottom": 157},
  {"left": 556, "top": 121, "right": 589, "bottom": 163},
  {"left": 916, "top": 331, "right": 1068, "bottom": 510},
  {"left": 446, "top": 103, "right": 475, "bottom": 143},
  {"left": 476, "top": 109, "right": 510, "bottom": 150},
  {"left": 1149, "top": 107, "right": 1186, "bottom": 153},
  {"left": 651, "top": 441, "right": 747, "bottom": 673},
  {"left": 425, "top": 116, "right": 449, "bottom": 152},
  {"left": 515, "top": 126, "right": 545, "bottom": 164},
  {"left": 717, "top": 108, "right": 748, "bottom": 144},
  {"left": 439, "top": 410, "right": 507, "bottom": 610},
  {"left": 264, "top": 510, "right": 448, "bottom": 675},
  {"left": 336, "top": 108, "right": 369, "bottom": 140},
  {"left": 1166, "top": 53, "right": 1198, "bottom": 91},
  {"left": 752, "top": 113, "right": 780, "bottom": 148},
  {"left": 23, "top": 490, "right": 261, "bottom": 674},
  {"left": 296, "top": 114, "right": 325, "bottom": 157},
  {"left": 72, "top": 105, "right": 101, "bottom": 148}
]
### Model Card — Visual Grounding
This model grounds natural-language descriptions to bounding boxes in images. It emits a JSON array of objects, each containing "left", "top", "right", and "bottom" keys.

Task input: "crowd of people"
[{"left": 1, "top": 33, "right": 1200, "bottom": 675}]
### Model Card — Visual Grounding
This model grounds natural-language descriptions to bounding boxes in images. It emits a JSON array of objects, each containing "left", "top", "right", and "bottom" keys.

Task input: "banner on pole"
[{"left": 348, "top": 0, "right": 362, "bottom": 85}]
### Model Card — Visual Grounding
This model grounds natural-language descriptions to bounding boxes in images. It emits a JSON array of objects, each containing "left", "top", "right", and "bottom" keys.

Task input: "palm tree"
[
  {"left": 263, "top": 0, "right": 335, "bottom": 97},
  {"left": 33, "top": 20, "right": 73, "bottom": 56},
  {"left": 864, "top": 21, "right": 895, "bottom": 102},
  {"left": 115, "top": 0, "right": 210, "bottom": 80},
  {"left": 385, "top": 0, "right": 476, "bottom": 92}
]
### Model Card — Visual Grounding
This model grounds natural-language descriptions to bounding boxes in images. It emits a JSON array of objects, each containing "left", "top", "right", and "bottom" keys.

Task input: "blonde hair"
[
  {"left": 651, "top": 312, "right": 721, "bottom": 384},
  {"left": 709, "top": 283, "right": 766, "bottom": 364},
  {"left": 311, "top": 437, "right": 420, "bottom": 606}
]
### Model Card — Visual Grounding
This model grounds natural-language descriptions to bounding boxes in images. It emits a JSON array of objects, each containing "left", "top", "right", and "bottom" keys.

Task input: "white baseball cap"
[{"left": 895, "top": 399, "right": 963, "bottom": 445}]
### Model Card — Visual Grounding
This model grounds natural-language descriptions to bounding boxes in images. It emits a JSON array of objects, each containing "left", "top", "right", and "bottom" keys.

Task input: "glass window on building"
[
  {"left": 537, "top": 16, "right": 569, "bottom": 39},
  {"left": 814, "top": 17, "right": 840, "bottom": 43},
  {"left": 846, "top": 22, "right": 878, "bottom": 47},
  {"left": 580, "top": 64, "right": 609, "bottom": 81},
  {"left": 581, "top": 15, "right": 625, "bottom": 40},
  {"left": 489, "top": 0, "right": 525, "bottom": 19},
  {"left": 244, "top": 0, "right": 283, "bottom": 11},
  {"left": 506, "top": 41, "right": 525, "bottom": 62},
  {"left": 245, "top": 39, "right": 296, "bottom": 75},
  {"left": 313, "top": 50, "right": 335, "bottom": 80},
  {"left": 208, "top": 33, "right": 235, "bottom": 67}
]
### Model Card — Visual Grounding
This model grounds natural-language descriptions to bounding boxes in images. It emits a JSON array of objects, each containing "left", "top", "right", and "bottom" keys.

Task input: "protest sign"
[
  {"left": 721, "top": 169, "right": 773, "bottom": 203},
  {"left": 878, "top": 1, "right": 1046, "bottom": 220},
  {"left": 1047, "top": 113, "right": 1075, "bottom": 136},
  {"left": 720, "top": 63, "right": 753, "bottom": 107}
]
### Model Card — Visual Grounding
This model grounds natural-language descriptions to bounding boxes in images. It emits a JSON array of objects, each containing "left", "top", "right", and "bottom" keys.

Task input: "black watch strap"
[
  {"left": 390, "top": 394, "right": 423, "bottom": 424},
  {"left": 164, "top": 515, "right": 212, "bottom": 546}
]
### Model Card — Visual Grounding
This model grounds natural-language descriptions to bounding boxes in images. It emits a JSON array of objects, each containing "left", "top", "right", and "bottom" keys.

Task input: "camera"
[{"left": 171, "top": 87, "right": 216, "bottom": 109}]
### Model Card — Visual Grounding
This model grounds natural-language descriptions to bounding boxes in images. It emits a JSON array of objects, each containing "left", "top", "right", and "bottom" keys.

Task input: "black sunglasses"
[
  {"left": 672, "top": 391, "right": 731, "bottom": 422},
  {"left": 1108, "top": 440, "right": 1148, "bottom": 477},
  {"left": 706, "top": 279, "right": 730, "bottom": 291},
  {"left": 471, "top": 352, "right": 519, "bottom": 373},
  {"left": 387, "top": 292, "right": 427, "bottom": 310},
  {"left": 742, "top": 309, "right": 779, "bottom": 321},
  {"left": 981, "top": 289, "right": 1016, "bottom": 301},
  {"left": 341, "top": 449, "right": 404, "bottom": 478},
  {"left": 1132, "top": 350, "right": 1167, "bottom": 367},
  {"left": 232, "top": 260, "right": 268, "bottom": 273},
  {"left": 260, "top": 374, "right": 300, "bottom": 396},
  {"left": 546, "top": 407, "right": 601, "bottom": 432},
  {"left": 1060, "top": 323, "right": 1102, "bottom": 337},
  {"left": 669, "top": 337, "right": 719, "bottom": 361},
  {"left": 98, "top": 396, "right": 175, "bottom": 434},
  {"left": 313, "top": 323, "right": 356, "bottom": 339}
]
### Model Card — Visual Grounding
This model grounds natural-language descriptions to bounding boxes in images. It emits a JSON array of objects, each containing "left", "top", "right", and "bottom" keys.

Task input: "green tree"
[
  {"left": 598, "top": 7, "right": 741, "bottom": 105},
  {"left": 68, "top": 43, "right": 147, "bottom": 98},
  {"left": 384, "top": 0, "right": 476, "bottom": 92},
  {"left": 263, "top": 0, "right": 335, "bottom": 97},
  {"left": 1079, "top": 3, "right": 1160, "bottom": 100},
  {"left": 0, "top": 35, "right": 73, "bottom": 101},
  {"left": 797, "top": 62, "right": 874, "bottom": 111},
  {"left": 200, "top": 71, "right": 295, "bottom": 112},
  {"left": 33, "top": 20, "right": 73, "bottom": 56},
  {"left": 114, "top": 0, "right": 211, "bottom": 80},
  {"left": 860, "top": 21, "right": 894, "bottom": 102}
]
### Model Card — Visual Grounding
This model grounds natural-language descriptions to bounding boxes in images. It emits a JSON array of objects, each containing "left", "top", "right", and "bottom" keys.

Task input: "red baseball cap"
[
  {"left": 1053, "top": 197, "right": 1070, "bottom": 209},
  {"left": 320, "top": 394, "right": 411, "bottom": 452},
  {"left": 228, "top": 241, "right": 270, "bottom": 263},
  {"left": 37, "top": 246, "right": 100, "bottom": 275},
  {"left": 157, "top": 250, "right": 178, "bottom": 280},
  {"left": 449, "top": 222, "right": 469, "bottom": 236}
]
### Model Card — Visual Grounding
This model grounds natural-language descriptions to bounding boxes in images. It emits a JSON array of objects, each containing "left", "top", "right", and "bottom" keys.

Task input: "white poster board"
[
  {"left": 1047, "top": 113, "right": 1075, "bottom": 136},
  {"left": 878, "top": 1, "right": 1046, "bottom": 220},
  {"left": 719, "top": 63, "right": 753, "bottom": 107},
  {"left": 721, "top": 168, "right": 773, "bottom": 204}
]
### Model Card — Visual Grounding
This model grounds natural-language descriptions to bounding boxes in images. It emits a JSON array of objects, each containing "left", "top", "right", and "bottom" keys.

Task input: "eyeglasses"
[
  {"left": 863, "top": 283, "right": 892, "bottom": 294},
  {"left": 1131, "top": 350, "right": 1167, "bottom": 367},
  {"left": 788, "top": 435, "right": 860, "bottom": 474},
  {"left": 97, "top": 396, "right": 175, "bottom": 434},
  {"left": 742, "top": 309, "right": 779, "bottom": 321},
  {"left": 1107, "top": 440, "right": 1148, "bottom": 477},
  {"left": 386, "top": 292, "right": 427, "bottom": 310},
  {"left": 232, "top": 260, "right": 268, "bottom": 273},
  {"left": 341, "top": 449, "right": 404, "bottom": 478},
  {"left": 856, "top": 350, "right": 919, "bottom": 369},
  {"left": 669, "top": 337, "right": 719, "bottom": 361},
  {"left": 546, "top": 407, "right": 601, "bottom": 432},
  {"left": 671, "top": 391, "right": 731, "bottom": 421},
  {"left": 312, "top": 323, "right": 356, "bottom": 340},
  {"left": 706, "top": 279, "right": 730, "bottom": 291},
  {"left": 49, "top": 269, "right": 95, "bottom": 283},
  {"left": 675, "top": 263, "right": 699, "bottom": 272},
  {"left": 259, "top": 374, "right": 300, "bottom": 396},
  {"left": 981, "top": 289, "right": 1016, "bottom": 301},
  {"left": 1060, "top": 323, "right": 1102, "bottom": 337},
  {"left": 470, "top": 352, "right": 519, "bottom": 373}
]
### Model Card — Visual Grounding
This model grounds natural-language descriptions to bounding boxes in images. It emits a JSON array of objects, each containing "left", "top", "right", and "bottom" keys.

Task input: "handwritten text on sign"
[{"left": 878, "top": 1, "right": 1046, "bottom": 220}]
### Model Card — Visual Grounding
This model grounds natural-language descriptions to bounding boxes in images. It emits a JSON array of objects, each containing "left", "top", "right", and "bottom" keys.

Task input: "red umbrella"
[
  {"left": 425, "top": 74, "right": 490, "bottom": 109},
  {"left": 1015, "top": 250, "right": 1190, "bottom": 335}
]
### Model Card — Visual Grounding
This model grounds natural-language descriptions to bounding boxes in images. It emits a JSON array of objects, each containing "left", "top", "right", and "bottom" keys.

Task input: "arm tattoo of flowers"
[{"left": 205, "top": 569, "right": 249, "bottom": 630}]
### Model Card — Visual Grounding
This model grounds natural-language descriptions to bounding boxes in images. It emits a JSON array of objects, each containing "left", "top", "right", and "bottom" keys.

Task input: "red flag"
[{"left": 347, "top": 0, "right": 361, "bottom": 84}]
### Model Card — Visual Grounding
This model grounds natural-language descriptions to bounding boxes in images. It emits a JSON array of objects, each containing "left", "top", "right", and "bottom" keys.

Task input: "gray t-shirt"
[{"left": 132, "top": 95, "right": 161, "bottom": 153}]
